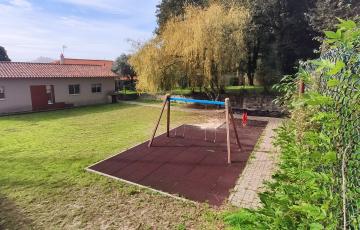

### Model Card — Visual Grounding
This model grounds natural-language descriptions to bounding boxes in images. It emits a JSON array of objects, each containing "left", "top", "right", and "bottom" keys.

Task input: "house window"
[
  {"left": 69, "top": 84, "right": 80, "bottom": 95},
  {"left": 0, "top": 86, "right": 5, "bottom": 99},
  {"left": 91, "top": 83, "right": 102, "bottom": 93}
]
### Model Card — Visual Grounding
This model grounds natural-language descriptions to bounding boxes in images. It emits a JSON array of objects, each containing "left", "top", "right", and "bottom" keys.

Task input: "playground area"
[
  {"left": 88, "top": 120, "right": 267, "bottom": 205},
  {"left": 0, "top": 101, "right": 278, "bottom": 228},
  {"left": 88, "top": 97, "right": 267, "bottom": 205}
]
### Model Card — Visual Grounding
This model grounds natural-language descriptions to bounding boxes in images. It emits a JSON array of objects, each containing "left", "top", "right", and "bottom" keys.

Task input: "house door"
[{"left": 30, "top": 85, "right": 55, "bottom": 111}]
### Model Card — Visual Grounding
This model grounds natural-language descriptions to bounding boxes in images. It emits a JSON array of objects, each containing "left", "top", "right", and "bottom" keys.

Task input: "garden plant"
[{"left": 224, "top": 19, "right": 359, "bottom": 229}]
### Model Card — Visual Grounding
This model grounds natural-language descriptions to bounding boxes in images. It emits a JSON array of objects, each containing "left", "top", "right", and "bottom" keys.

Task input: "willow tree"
[{"left": 130, "top": 3, "right": 249, "bottom": 99}]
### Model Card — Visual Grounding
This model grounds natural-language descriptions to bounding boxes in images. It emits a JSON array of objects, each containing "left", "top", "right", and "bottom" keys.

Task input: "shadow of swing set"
[{"left": 148, "top": 94, "right": 242, "bottom": 164}]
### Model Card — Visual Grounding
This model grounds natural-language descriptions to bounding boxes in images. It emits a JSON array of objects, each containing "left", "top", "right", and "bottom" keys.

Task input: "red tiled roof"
[
  {"left": 53, "top": 58, "right": 113, "bottom": 68},
  {"left": 0, "top": 62, "right": 118, "bottom": 79}
]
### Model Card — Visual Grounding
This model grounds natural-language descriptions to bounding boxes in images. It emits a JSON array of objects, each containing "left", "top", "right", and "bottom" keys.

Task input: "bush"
[
  {"left": 224, "top": 19, "right": 359, "bottom": 229},
  {"left": 229, "top": 77, "right": 240, "bottom": 86}
]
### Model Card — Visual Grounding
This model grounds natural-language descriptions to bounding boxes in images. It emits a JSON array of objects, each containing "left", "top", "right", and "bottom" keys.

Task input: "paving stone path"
[{"left": 229, "top": 117, "right": 283, "bottom": 208}]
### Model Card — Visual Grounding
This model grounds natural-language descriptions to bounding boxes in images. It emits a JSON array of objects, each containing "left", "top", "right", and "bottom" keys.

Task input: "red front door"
[{"left": 30, "top": 85, "right": 50, "bottom": 111}]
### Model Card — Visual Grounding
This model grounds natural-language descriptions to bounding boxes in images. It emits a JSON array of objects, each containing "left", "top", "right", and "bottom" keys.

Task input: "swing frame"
[{"left": 148, "top": 94, "right": 242, "bottom": 164}]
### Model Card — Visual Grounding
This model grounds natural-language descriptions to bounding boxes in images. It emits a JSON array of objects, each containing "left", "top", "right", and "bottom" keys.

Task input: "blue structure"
[{"left": 168, "top": 97, "right": 225, "bottom": 106}]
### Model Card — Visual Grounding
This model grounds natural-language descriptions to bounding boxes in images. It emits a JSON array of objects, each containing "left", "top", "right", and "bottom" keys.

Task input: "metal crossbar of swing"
[{"left": 168, "top": 97, "right": 225, "bottom": 106}]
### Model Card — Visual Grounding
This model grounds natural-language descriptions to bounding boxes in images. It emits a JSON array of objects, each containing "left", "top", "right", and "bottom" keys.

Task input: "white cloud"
[
  {"left": 9, "top": 0, "right": 32, "bottom": 9},
  {"left": 0, "top": 1, "right": 158, "bottom": 61}
]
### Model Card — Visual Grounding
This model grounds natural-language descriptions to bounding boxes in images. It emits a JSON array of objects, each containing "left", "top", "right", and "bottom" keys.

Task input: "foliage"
[
  {"left": 272, "top": 75, "right": 296, "bottom": 107},
  {"left": 155, "top": 0, "right": 358, "bottom": 87},
  {"left": 112, "top": 53, "right": 136, "bottom": 78},
  {"left": 313, "top": 19, "right": 360, "bottom": 228},
  {"left": 130, "top": 3, "right": 250, "bottom": 100},
  {"left": 113, "top": 53, "right": 137, "bottom": 90},
  {"left": 306, "top": 0, "right": 360, "bottom": 34},
  {"left": 229, "top": 77, "right": 240, "bottom": 86},
  {"left": 155, "top": 0, "right": 207, "bottom": 33},
  {"left": 225, "top": 85, "right": 267, "bottom": 95},
  {"left": 0, "top": 46, "right": 10, "bottom": 61},
  {"left": 224, "top": 20, "right": 359, "bottom": 229},
  {"left": 162, "top": 85, "right": 266, "bottom": 96},
  {"left": 224, "top": 116, "right": 341, "bottom": 229},
  {"left": 129, "top": 37, "right": 180, "bottom": 93}
]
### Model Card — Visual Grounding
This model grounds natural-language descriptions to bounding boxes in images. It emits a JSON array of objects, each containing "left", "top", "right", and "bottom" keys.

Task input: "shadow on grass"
[
  {"left": 0, "top": 103, "right": 139, "bottom": 122},
  {"left": 0, "top": 194, "right": 34, "bottom": 229}
]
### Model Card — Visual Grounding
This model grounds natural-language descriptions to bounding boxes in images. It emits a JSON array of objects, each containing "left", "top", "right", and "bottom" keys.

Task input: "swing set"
[{"left": 148, "top": 94, "right": 242, "bottom": 164}]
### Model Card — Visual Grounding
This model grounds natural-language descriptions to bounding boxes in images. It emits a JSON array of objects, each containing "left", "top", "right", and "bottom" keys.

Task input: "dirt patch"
[
  {"left": 1, "top": 184, "right": 223, "bottom": 230},
  {"left": 0, "top": 194, "right": 34, "bottom": 229}
]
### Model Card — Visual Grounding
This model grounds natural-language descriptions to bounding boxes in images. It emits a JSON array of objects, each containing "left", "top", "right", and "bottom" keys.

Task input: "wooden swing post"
[
  {"left": 225, "top": 98, "right": 231, "bottom": 164},
  {"left": 229, "top": 106, "right": 242, "bottom": 149},
  {"left": 167, "top": 95, "right": 170, "bottom": 137},
  {"left": 148, "top": 94, "right": 170, "bottom": 147},
  {"left": 225, "top": 98, "right": 242, "bottom": 164}
]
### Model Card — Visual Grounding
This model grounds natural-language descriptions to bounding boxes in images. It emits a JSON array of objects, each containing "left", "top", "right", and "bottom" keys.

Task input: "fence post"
[{"left": 299, "top": 80, "right": 305, "bottom": 95}]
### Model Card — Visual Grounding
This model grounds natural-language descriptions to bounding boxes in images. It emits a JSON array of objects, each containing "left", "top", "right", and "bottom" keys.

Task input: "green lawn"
[
  {"left": 225, "top": 85, "right": 265, "bottom": 94},
  {"left": 117, "top": 89, "right": 138, "bottom": 95},
  {"left": 0, "top": 103, "right": 221, "bottom": 229}
]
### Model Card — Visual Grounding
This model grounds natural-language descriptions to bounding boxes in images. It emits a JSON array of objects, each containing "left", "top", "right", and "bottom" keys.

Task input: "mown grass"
[
  {"left": 117, "top": 89, "right": 138, "bottom": 95},
  {"left": 0, "top": 103, "right": 221, "bottom": 229},
  {"left": 225, "top": 85, "right": 265, "bottom": 94}
]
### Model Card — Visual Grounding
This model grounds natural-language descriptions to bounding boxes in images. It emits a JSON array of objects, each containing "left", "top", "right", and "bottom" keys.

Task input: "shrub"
[{"left": 224, "top": 19, "right": 359, "bottom": 229}]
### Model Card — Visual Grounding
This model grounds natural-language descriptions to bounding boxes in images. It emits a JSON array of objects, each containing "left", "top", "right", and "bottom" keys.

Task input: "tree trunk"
[
  {"left": 247, "top": 38, "right": 260, "bottom": 86},
  {"left": 248, "top": 74, "right": 254, "bottom": 86}
]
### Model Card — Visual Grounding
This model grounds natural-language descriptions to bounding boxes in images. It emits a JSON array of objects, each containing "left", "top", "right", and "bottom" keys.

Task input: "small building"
[
  {"left": 52, "top": 55, "right": 114, "bottom": 68},
  {"left": 52, "top": 54, "right": 134, "bottom": 91},
  {"left": 0, "top": 62, "right": 118, "bottom": 114}
]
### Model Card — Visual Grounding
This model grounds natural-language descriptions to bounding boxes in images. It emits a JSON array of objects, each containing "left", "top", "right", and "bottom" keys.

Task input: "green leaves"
[
  {"left": 225, "top": 18, "right": 358, "bottom": 230},
  {"left": 310, "top": 223, "right": 324, "bottom": 230},
  {"left": 225, "top": 122, "right": 340, "bottom": 229},
  {"left": 311, "top": 59, "right": 345, "bottom": 76},
  {"left": 327, "top": 79, "right": 340, "bottom": 87},
  {"left": 337, "top": 18, "right": 357, "bottom": 30},
  {"left": 326, "top": 60, "right": 345, "bottom": 76},
  {"left": 323, "top": 151, "right": 337, "bottom": 164},
  {"left": 302, "top": 92, "right": 333, "bottom": 107},
  {"left": 291, "top": 203, "right": 325, "bottom": 219},
  {"left": 324, "top": 30, "right": 341, "bottom": 39},
  {"left": 324, "top": 19, "right": 359, "bottom": 48}
]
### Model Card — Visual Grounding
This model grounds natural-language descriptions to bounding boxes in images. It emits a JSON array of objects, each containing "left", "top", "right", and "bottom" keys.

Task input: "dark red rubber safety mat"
[{"left": 88, "top": 119, "right": 267, "bottom": 206}]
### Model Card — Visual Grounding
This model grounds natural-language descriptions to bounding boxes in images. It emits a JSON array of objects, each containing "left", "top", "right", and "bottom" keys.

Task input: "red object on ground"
[
  {"left": 242, "top": 112, "right": 248, "bottom": 127},
  {"left": 88, "top": 119, "right": 267, "bottom": 206}
]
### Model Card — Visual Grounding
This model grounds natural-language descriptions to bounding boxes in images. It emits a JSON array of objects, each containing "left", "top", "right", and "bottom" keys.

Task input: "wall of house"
[{"left": 0, "top": 78, "right": 115, "bottom": 114}]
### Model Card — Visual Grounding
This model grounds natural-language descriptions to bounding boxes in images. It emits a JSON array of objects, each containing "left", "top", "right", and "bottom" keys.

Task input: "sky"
[{"left": 0, "top": 0, "right": 159, "bottom": 61}]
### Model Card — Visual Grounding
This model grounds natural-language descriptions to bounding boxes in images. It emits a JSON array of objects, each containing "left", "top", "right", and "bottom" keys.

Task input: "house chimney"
[{"left": 60, "top": 53, "right": 65, "bottom": 64}]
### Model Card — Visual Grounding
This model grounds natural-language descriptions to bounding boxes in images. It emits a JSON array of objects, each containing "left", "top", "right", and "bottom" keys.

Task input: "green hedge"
[{"left": 224, "top": 19, "right": 359, "bottom": 229}]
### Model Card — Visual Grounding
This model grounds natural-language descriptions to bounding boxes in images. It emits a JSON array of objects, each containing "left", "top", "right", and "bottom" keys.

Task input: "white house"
[{"left": 0, "top": 62, "right": 118, "bottom": 114}]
